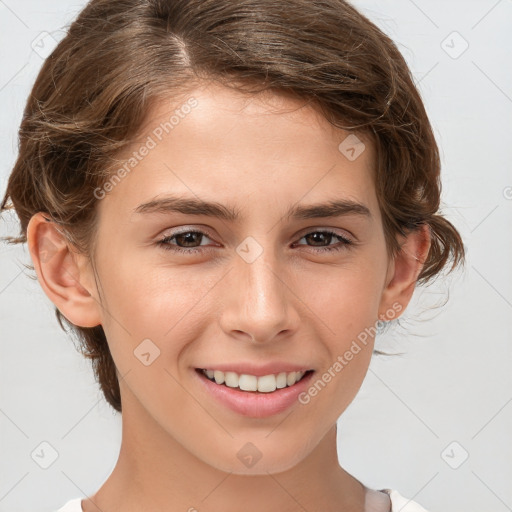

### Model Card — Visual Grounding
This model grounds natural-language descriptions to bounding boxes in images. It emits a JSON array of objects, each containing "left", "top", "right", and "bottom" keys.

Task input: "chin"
[{"left": 202, "top": 441, "right": 309, "bottom": 476}]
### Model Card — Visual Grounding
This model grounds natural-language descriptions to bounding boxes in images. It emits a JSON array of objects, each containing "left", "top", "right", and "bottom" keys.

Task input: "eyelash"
[{"left": 156, "top": 229, "right": 354, "bottom": 255}]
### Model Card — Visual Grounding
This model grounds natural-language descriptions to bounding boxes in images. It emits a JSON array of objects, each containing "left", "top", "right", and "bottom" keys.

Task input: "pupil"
[
  {"left": 178, "top": 232, "right": 200, "bottom": 247},
  {"left": 308, "top": 232, "right": 331, "bottom": 246}
]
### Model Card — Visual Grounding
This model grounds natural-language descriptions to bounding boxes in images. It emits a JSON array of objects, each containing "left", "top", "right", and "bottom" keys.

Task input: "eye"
[
  {"left": 156, "top": 229, "right": 216, "bottom": 254},
  {"left": 293, "top": 230, "right": 354, "bottom": 253},
  {"left": 157, "top": 228, "right": 354, "bottom": 255}
]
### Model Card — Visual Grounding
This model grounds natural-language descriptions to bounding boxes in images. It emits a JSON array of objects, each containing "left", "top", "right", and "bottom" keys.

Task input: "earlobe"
[
  {"left": 378, "top": 224, "right": 431, "bottom": 320},
  {"left": 26, "top": 212, "right": 102, "bottom": 328}
]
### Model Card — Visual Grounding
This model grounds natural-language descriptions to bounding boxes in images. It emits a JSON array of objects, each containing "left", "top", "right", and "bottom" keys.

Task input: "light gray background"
[{"left": 1, "top": 1, "right": 511, "bottom": 511}]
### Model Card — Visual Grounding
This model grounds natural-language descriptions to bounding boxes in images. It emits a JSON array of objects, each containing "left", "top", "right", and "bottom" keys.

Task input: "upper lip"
[{"left": 195, "top": 362, "right": 314, "bottom": 377}]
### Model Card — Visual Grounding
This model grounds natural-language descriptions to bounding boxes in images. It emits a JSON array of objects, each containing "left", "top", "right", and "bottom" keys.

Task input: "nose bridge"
[
  {"left": 220, "top": 238, "right": 298, "bottom": 342},
  {"left": 243, "top": 249, "right": 284, "bottom": 312}
]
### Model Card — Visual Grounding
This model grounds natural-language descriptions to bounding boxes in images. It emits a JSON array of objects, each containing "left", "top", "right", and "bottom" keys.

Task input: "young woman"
[{"left": 1, "top": 0, "right": 464, "bottom": 511}]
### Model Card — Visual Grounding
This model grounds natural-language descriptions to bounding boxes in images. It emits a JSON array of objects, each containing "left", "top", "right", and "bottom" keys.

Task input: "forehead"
[
  {"left": 98, "top": 81, "right": 378, "bottom": 222},
  {"left": 140, "top": 81, "right": 374, "bottom": 152}
]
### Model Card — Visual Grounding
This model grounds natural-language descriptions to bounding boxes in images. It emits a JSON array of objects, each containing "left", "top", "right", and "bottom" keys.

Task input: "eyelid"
[
  {"left": 159, "top": 225, "right": 216, "bottom": 239},
  {"left": 295, "top": 226, "right": 355, "bottom": 242}
]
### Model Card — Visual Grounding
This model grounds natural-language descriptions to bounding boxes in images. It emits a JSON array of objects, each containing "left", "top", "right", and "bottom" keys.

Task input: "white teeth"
[
  {"left": 224, "top": 371, "right": 239, "bottom": 388},
  {"left": 257, "top": 374, "right": 275, "bottom": 393},
  {"left": 213, "top": 370, "right": 225, "bottom": 385},
  {"left": 239, "top": 374, "right": 258, "bottom": 391},
  {"left": 202, "top": 369, "right": 308, "bottom": 392},
  {"left": 287, "top": 371, "right": 297, "bottom": 386},
  {"left": 276, "top": 372, "right": 288, "bottom": 389}
]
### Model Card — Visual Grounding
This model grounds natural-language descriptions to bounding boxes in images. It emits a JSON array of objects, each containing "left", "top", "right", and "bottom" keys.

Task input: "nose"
[{"left": 218, "top": 245, "right": 301, "bottom": 344}]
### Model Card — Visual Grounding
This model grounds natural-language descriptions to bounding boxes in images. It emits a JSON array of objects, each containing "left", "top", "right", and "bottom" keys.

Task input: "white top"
[{"left": 55, "top": 489, "right": 429, "bottom": 511}]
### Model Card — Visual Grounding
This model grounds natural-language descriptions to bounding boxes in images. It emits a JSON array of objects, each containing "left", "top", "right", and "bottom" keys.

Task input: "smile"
[
  {"left": 194, "top": 368, "right": 316, "bottom": 418},
  {"left": 198, "top": 368, "right": 313, "bottom": 393}
]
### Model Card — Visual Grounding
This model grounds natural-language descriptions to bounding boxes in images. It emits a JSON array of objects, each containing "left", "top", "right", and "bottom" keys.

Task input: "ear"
[
  {"left": 26, "top": 212, "right": 102, "bottom": 328},
  {"left": 378, "top": 223, "right": 431, "bottom": 320}
]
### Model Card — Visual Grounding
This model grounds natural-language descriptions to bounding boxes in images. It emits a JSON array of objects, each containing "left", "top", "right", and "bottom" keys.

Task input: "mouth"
[
  {"left": 194, "top": 368, "right": 316, "bottom": 418},
  {"left": 195, "top": 368, "right": 314, "bottom": 393}
]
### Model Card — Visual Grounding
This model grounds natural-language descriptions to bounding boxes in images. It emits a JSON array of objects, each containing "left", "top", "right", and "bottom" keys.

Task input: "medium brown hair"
[{"left": 1, "top": 0, "right": 465, "bottom": 413}]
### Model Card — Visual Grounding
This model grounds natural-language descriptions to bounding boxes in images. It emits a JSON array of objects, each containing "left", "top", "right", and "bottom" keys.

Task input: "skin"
[{"left": 27, "top": 80, "right": 430, "bottom": 512}]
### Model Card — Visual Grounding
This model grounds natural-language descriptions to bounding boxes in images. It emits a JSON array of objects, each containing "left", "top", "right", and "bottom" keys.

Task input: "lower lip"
[{"left": 194, "top": 369, "right": 315, "bottom": 418}]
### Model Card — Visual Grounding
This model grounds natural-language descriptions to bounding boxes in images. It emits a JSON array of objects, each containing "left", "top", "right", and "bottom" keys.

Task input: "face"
[{"left": 44, "top": 81, "right": 411, "bottom": 475}]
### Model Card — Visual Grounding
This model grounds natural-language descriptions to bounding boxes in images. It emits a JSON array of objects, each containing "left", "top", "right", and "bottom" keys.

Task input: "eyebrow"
[{"left": 133, "top": 195, "right": 372, "bottom": 222}]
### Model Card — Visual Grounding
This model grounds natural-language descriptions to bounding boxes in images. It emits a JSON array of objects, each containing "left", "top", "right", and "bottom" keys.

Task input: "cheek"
[
  {"left": 97, "top": 257, "right": 216, "bottom": 366},
  {"left": 299, "top": 258, "right": 385, "bottom": 330},
  {"left": 296, "top": 258, "right": 384, "bottom": 397},
  {"left": 301, "top": 272, "right": 379, "bottom": 411}
]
